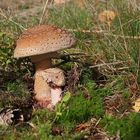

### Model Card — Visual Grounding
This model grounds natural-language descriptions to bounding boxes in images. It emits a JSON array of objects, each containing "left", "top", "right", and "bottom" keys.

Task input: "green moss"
[
  {"left": 58, "top": 81, "right": 104, "bottom": 123},
  {"left": 101, "top": 113, "right": 140, "bottom": 140}
]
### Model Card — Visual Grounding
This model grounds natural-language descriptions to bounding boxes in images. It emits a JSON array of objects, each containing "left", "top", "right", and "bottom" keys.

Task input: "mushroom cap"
[
  {"left": 98, "top": 10, "right": 116, "bottom": 23},
  {"left": 14, "top": 25, "right": 76, "bottom": 58}
]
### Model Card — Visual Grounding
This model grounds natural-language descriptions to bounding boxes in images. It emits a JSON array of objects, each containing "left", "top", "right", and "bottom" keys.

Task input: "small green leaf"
[
  {"left": 62, "top": 92, "right": 71, "bottom": 103},
  {"left": 0, "top": 32, "right": 4, "bottom": 37},
  {"left": 6, "top": 59, "right": 11, "bottom": 64},
  {"left": 56, "top": 112, "right": 62, "bottom": 116}
]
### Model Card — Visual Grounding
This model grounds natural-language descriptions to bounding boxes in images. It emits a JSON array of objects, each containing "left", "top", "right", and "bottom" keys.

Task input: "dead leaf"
[
  {"left": 75, "top": 122, "right": 90, "bottom": 132},
  {"left": 133, "top": 98, "right": 140, "bottom": 112},
  {"left": 104, "top": 93, "right": 123, "bottom": 116}
]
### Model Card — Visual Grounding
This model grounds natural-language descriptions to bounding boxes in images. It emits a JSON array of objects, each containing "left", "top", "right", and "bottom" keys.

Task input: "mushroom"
[
  {"left": 14, "top": 25, "right": 76, "bottom": 109},
  {"left": 98, "top": 10, "right": 116, "bottom": 28},
  {"left": 41, "top": 68, "right": 65, "bottom": 106}
]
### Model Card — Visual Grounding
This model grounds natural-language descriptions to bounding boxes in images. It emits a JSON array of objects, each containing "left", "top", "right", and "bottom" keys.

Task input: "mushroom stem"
[
  {"left": 33, "top": 58, "right": 52, "bottom": 107},
  {"left": 35, "top": 58, "right": 52, "bottom": 71},
  {"left": 41, "top": 68, "right": 65, "bottom": 107},
  {"left": 51, "top": 88, "right": 62, "bottom": 106}
]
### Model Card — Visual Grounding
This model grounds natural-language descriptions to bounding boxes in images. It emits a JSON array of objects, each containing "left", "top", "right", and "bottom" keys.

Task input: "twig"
[
  {"left": 117, "top": 67, "right": 129, "bottom": 70},
  {"left": 94, "top": 118, "right": 101, "bottom": 128},
  {"left": 26, "top": 122, "right": 36, "bottom": 129},
  {"left": 0, "top": 8, "right": 26, "bottom": 30},
  {"left": 66, "top": 28, "right": 106, "bottom": 34},
  {"left": 136, "top": 49, "right": 140, "bottom": 78},
  {"left": 66, "top": 28, "right": 140, "bottom": 39},
  {"left": 39, "top": 0, "right": 49, "bottom": 25},
  {"left": 89, "top": 61, "right": 126, "bottom": 68}
]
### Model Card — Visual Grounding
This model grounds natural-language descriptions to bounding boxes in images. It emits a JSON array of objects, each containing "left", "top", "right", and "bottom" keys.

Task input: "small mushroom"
[
  {"left": 41, "top": 68, "right": 65, "bottom": 106},
  {"left": 14, "top": 25, "right": 76, "bottom": 109},
  {"left": 98, "top": 10, "right": 116, "bottom": 28}
]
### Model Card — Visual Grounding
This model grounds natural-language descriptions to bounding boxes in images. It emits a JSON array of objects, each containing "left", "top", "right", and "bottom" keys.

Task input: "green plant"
[
  {"left": 0, "top": 33, "right": 16, "bottom": 71},
  {"left": 101, "top": 113, "right": 140, "bottom": 140},
  {"left": 53, "top": 92, "right": 71, "bottom": 124}
]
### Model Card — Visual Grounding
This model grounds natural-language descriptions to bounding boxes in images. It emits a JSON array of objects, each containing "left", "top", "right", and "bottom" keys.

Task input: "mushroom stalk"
[
  {"left": 41, "top": 68, "right": 65, "bottom": 106},
  {"left": 35, "top": 58, "right": 52, "bottom": 71},
  {"left": 51, "top": 88, "right": 62, "bottom": 106},
  {"left": 33, "top": 58, "right": 52, "bottom": 107}
]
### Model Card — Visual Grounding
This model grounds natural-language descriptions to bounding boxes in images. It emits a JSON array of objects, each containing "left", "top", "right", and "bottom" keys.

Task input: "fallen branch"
[
  {"left": 66, "top": 28, "right": 140, "bottom": 40},
  {"left": 89, "top": 61, "right": 126, "bottom": 68},
  {"left": 1, "top": 9, "right": 139, "bottom": 40}
]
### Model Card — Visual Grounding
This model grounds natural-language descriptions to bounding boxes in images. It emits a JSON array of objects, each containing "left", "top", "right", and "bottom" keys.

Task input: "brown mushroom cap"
[
  {"left": 98, "top": 10, "right": 116, "bottom": 24},
  {"left": 14, "top": 25, "right": 76, "bottom": 58}
]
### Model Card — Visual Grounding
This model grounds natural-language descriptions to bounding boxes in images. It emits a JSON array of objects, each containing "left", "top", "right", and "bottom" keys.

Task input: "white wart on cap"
[{"left": 14, "top": 25, "right": 76, "bottom": 58}]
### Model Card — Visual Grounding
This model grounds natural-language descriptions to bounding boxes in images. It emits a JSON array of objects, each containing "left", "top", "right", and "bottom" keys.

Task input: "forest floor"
[{"left": 0, "top": 0, "right": 140, "bottom": 139}]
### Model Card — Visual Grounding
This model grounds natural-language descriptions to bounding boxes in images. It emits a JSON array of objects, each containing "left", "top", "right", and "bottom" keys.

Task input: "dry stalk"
[
  {"left": 94, "top": 118, "right": 101, "bottom": 128},
  {"left": 89, "top": 61, "right": 126, "bottom": 68},
  {"left": 1, "top": 9, "right": 139, "bottom": 40},
  {"left": 66, "top": 28, "right": 140, "bottom": 40},
  {"left": 39, "top": 0, "right": 49, "bottom": 25},
  {"left": 117, "top": 9, "right": 128, "bottom": 51},
  {"left": 136, "top": 50, "right": 140, "bottom": 78}
]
